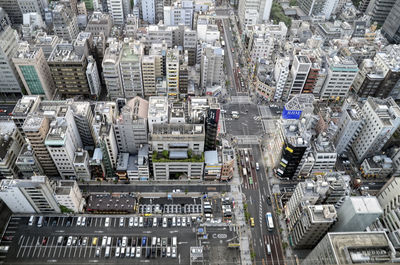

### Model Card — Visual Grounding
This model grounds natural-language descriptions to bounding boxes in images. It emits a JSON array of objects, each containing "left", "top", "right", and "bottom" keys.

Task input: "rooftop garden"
[{"left": 152, "top": 150, "right": 205, "bottom": 163}]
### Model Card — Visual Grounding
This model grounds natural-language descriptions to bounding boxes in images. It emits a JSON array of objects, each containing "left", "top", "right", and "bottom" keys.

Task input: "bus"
[
  {"left": 243, "top": 168, "right": 247, "bottom": 176},
  {"left": 265, "top": 212, "right": 274, "bottom": 231}
]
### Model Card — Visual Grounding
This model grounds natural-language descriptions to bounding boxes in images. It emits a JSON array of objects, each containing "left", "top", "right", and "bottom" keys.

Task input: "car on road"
[
  {"left": 95, "top": 247, "right": 100, "bottom": 257},
  {"left": 153, "top": 217, "right": 157, "bottom": 227},
  {"left": 82, "top": 237, "right": 88, "bottom": 246},
  {"left": 172, "top": 247, "right": 177, "bottom": 258},
  {"left": 81, "top": 217, "right": 86, "bottom": 226},
  {"left": 256, "top": 162, "right": 259, "bottom": 170},
  {"left": 167, "top": 246, "right": 171, "bottom": 257},
  {"left": 250, "top": 218, "right": 255, "bottom": 227}
]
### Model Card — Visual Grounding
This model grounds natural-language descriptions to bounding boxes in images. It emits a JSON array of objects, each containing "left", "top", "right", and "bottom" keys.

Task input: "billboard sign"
[{"left": 282, "top": 107, "right": 302, "bottom": 120}]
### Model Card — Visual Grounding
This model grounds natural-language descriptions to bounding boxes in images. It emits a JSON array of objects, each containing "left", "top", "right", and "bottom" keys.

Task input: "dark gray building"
[{"left": 382, "top": 0, "right": 400, "bottom": 43}]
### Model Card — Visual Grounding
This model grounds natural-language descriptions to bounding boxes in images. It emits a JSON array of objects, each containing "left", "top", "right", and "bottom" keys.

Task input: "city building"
[
  {"left": 86, "top": 56, "right": 101, "bottom": 98},
  {"left": 73, "top": 149, "right": 91, "bottom": 181},
  {"left": 352, "top": 97, "right": 400, "bottom": 162},
  {"left": 52, "top": 3, "right": 79, "bottom": 42},
  {"left": 332, "top": 196, "right": 383, "bottom": 232},
  {"left": 273, "top": 57, "right": 290, "bottom": 100},
  {"left": 113, "top": 97, "right": 148, "bottom": 154},
  {"left": 148, "top": 96, "right": 169, "bottom": 133},
  {"left": 373, "top": 46, "right": 400, "bottom": 100},
  {"left": 0, "top": 25, "right": 22, "bottom": 102},
  {"left": 352, "top": 59, "right": 385, "bottom": 98},
  {"left": 370, "top": 0, "right": 397, "bottom": 25},
  {"left": 53, "top": 180, "right": 84, "bottom": 213},
  {"left": 204, "top": 150, "right": 222, "bottom": 180},
  {"left": 32, "top": 32, "right": 61, "bottom": 59},
  {"left": 238, "top": 0, "right": 273, "bottom": 27},
  {"left": 0, "top": 176, "right": 60, "bottom": 213},
  {"left": 0, "top": 121, "right": 24, "bottom": 178},
  {"left": 13, "top": 43, "right": 55, "bottom": 100},
  {"left": 85, "top": 11, "right": 112, "bottom": 37},
  {"left": 382, "top": 0, "right": 400, "bottom": 44},
  {"left": 16, "top": 144, "right": 44, "bottom": 178},
  {"left": 141, "top": 0, "right": 156, "bottom": 24},
  {"left": 107, "top": 0, "right": 124, "bottom": 25},
  {"left": 298, "top": 0, "right": 337, "bottom": 19},
  {"left": 289, "top": 55, "right": 311, "bottom": 95},
  {"left": 200, "top": 45, "right": 224, "bottom": 89},
  {"left": 120, "top": 41, "right": 143, "bottom": 98},
  {"left": 0, "top": 0, "right": 22, "bottom": 25},
  {"left": 48, "top": 43, "right": 90, "bottom": 98},
  {"left": 23, "top": 114, "right": 59, "bottom": 177},
  {"left": 301, "top": 232, "right": 396, "bottom": 265},
  {"left": 333, "top": 101, "right": 363, "bottom": 155},
  {"left": 319, "top": 56, "right": 358, "bottom": 100},
  {"left": 220, "top": 147, "right": 235, "bottom": 181},
  {"left": 103, "top": 41, "right": 123, "bottom": 100},
  {"left": 360, "top": 155, "right": 393, "bottom": 178},
  {"left": 166, "top": 48, "right": 180, "bottom": 99},
  {"left": 164, "top": 0, "right": 194, "bottom": 28},
  {"left": 289, "top": 204, "right": 337, "bottom": 249}
]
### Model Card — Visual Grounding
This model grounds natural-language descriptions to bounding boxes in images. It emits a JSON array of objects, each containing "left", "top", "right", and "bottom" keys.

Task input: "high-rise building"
[
  {"left": 289, "top": 55, "right": 311, "bottom": 95},
  {"left": 373, "top": 47, "right": 400, "bottom": 100},
  {"left": 166, "top": 48, "right": 180, "bottom": 99},
  {"left": 69, "top": 101, "right": 96, "bottom": 149},
  {"left": 73, "top": 149, "right": 91, "bottom": 181},
  {"left": 0, "top": 25, "right": 23, "bottom": 102},
  {"left": 13, "top": 43, "right": 55, "bottom": 100},
  {"left": 352, "top": 97, "right": 400, "bottom": 162},
  {"left": 301, "top": 232, "right": 396, "bottom": 265},
  {"left": 333, "top": 101, "right": 363, "bottom": 155},
  {"left": 52, "top": 4, "right": 79, "bottom": 42},
  {"left": 289, "top": 204, "right": 337, "bottom": 249},
  {"left": 352, "top": 59, "right": 385, "bottom": 98},
  {"left": 164, "top": 0, "right": 194, "bottom": 28},
  {"left": 0, "top": 176, "right": 60, "bottom": 213},
  {"left": 142, "top": 55, "right": 162, "bottom": 97},
  {"left": 369, "top": 0, "right": 397, "bottom": 25},
  {"left": 86, "top": 56, "right": 101, "bottom": 98},
  {"left": 48, "top": 43, "right": 90, "bottom": 98},
  {"left": 120, "top": 41, "right": 144, "bottom": 98},
  {"left": 205, "top": 102, "right": 220, "bottom": 151},
  {"left": 103, "top": 41, "right": 123, "bottom": 100},
  {"left": 45, "top": 110, "right": 83, "bottom": 179},
  {"left": 238, "top": 0, "right": 272, "bottom": 27},
  {"left": 85, "top": 11, "right": 112, "bottom": 37},
  {"left": 23, "top": 114, "right": 59, "bottom": 177},
  {"left": 0, "top": 0, "right": 22, "bottom": 24},
  {"left": 200, "top": 45, "right": 224, "bottom": 89},
  {"left": 273, "top": 57, "right": 290, "bottom": 100},
  {"left": 382, "top": 0, "right": 400, "bottom": 44},
  {"left": 141, "top": 0, "right": 156, "bottom": 23},
  {"left": 107, "top": 0, "right": 124, "bottom": 25},
  {"left": 113, "top": 97, "right": 148, "bottom": 154},
  {"left": 18, "top": 0, "right": 45, "bottom": 17},
  {"left": 332, "top": 196, "right": 383, "bottom": 232},
  {"left": 320, "top": 56, "right": 358, "bottom": 100},
  {"left": 298, "top": 0, "right": 337, "bottom": 19},
  {"left": 32, "top": 32, "right": 60, "bottom": 59},
  {"left": 54, "top": 180, "right": 84, "bottom": 213},
  {"left": 0, "top": 121, "right": 24, "bottom": 178},
  {"left": 148, "top": 96, "right": 169, "bottom": 133},
  {"left": 15, "top": 144, "right": 44, "bottom": 178}
]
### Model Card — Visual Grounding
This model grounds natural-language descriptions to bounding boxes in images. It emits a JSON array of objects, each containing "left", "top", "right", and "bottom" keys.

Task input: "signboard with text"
[{"left": 282, "top": 107, "right": 302, "bottom": 120}]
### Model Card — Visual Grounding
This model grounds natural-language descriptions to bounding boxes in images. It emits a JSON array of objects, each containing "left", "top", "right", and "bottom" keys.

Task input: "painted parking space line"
[{"left": 16, "top": 236, "right": 27, "bottom": 258}]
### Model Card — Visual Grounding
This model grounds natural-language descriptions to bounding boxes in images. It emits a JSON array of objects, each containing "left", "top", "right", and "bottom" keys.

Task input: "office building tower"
[
  {"left": 289, "top": 55, "right": 311, "bottom": 95},
  {"left": 0, "top": 176, "right": 60, "bottom": 213},
  {"left": 166, "top": 48, "right": 180, "bottom": 99},
  {"left": 273, "top": 57, "right": 290, "bottom": 100},
  {"left": 301, "top": 232, "right": 396, "bottom": 265},
  {"left": 333, "top": 101, "right": 363, "bottom": 155},
  {"left": 11, "top": 96, "right": 42, "bottom": 137},
  {"left": 382, "top": 0, "right": 400, "bottom": 44},
  {"left": 373, "top": 47, "right": 400, "bottom": 99},
  {"left": 16, "top": 144, "right": 44, "bottom": 178},
  {"left": 332, "top": 196, "right": 383, "bottom": 232},
  {"left": 148, "top": 96, "right": 169, "bottom": 133},
  {"left": 0, "top": 0, "right": 22, "bottom": 24},
  {"left": 320, "top": 56, "right": 358, "bottom": 100},
  {"left": 120, "top": 41, "right": 144, "bottom": 98},
  {"left": 103, "top": 41, "right": 123, "bottom": 100},
  {"left": 298, "top": 0, "right": 337, "bottom": 19},
  {"left": 0, "top": 121, "right": 24, "bottom": 178},
  {"left": 69, "top": 102, "right": 96, "bottom": 149},
  {"left": 200, "top": 45, "right": 224, "bottom": 89},
  {"left": 52, "top": 4, "right": 79, "bottom": 42},
  {"left": 13, "top": 44, "right": 55, "bottom": 100},
  {"left": 184, "top": 28, "right": 197, "bottom": 66},
  {"left": 352, "top": 59, "right": 385, "bottom": 98},
  {"left": 32, "top": 32, "right": 60, "bottom": 59},
  {"left": 113, "top": 97, "right": 148, "bottom": 154},
  {"left": 107, "top": 0, "right": 124, "bottom": 25},
  {"left": 289, "top": 204, "right": 336, "bottom": 249},
  {"left": 18, "top": 0, "right": 45, "bottom": 17},
  {"left": 45, "top": 110, "right": 82, "bottom": 179},
  {"left": 238, "top": 0, "right": 272, "bottom": 27},
  {"left": 141, "top": 0, "right": 156, "bottom": 23},
  {"left": 0, "top": 25, "right": 23, "bottom": 102},
  {"left": 85, "top": 11, "right": 112, "bottom": 37},
  {"left": 48, "top": 43, "right": 90, "bottom": 98},
  {"left": 86, "top": 56, "right": 101, "bottom": 98},
  {"left": 73, "top": 149, "right": 91, "bottom": 181},
  {"left": 23, "top": 114, "right": 58, "bottom": 176},
  {"left": 142, "top": 55, "right": 162, "bottom": 97},
  {"left": 98, "top": 122, "right": 118, "bottom": 170},
  {"left": 370, "top": 0, "right": 397, "bottom": 25},
  {"left": 164, "top": 0, "right": 194, "bottom": 28},
  {"left": 205, "top": 102, "right": 220, "bottom": 151},
  {"left": 352, "top": 97, "right": 400, "bottom": 162},
  {"left": 54, "top": 180, "right": 84, "bottom": 213}
]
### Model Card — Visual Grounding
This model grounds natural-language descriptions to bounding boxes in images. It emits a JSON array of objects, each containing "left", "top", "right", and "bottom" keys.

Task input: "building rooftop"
[
  {"left": 48, "top": 43, "right": 84, "bottom": 62},
  {"left": 148, "top": 96, "right": 169, "bottom": 119},
  {"left": 16, "top": 144, "right": 36, "bottom": 165},
  {"left": 13, "top": 42, "right": 40, "bottom": 60},
  {"left": 308, "top": 205, "right": 337, "bottom": 223},
  {"left": 23, "top": 114, "right": 46, "bottom": 131},
  {"left": 0, "top": 121, "right": 16, "bottom": 160},
  {"left": 45, "top": 118, "right": 68, "bottom": 145},
  {"left": 88, "top": 12, "right": 110, "bottom": 24},
  {"left": 74, "top": 150, "right": 88, "bottom": 164},
  {"left": 12, "top": 96, "right": 40, "bottom": 117},
  {"left": 347, "top": 196, "right": 383, "bottom": 214},
  {"left": 152, "top": 123, "right": 204, "bottom": 135},
  {"left": 328, "top": 232, "right": 394, "bottom": 264}
]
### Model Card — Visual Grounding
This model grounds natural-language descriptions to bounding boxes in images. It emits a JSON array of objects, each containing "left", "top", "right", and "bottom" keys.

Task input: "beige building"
[{"left": 54, "top": 180, "right": 85, "bottom": 213}]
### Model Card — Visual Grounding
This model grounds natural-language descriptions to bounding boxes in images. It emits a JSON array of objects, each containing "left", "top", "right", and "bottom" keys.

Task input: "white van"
[
  {"left": 105, "top": 217, "right": 110, "bottom": 227},
  {"left": 101, "top": 236, "right": 107, "bottom": 247},
  {"left": 106, "top": 237, "right": 112, "bottom": 246},
  {"left": 28, "top": 216, "right": 34, "bottom": 226},
  {"left": 266, "top": 244, "right": 271, "bottom": 255},
  {"left": 151, "top": 237, "right": 157, "bottom": 247},
  {"left": 172, "top": 237, "right": 177, "bottom": 247},
  {"left": 105, "top": 246, "right": 110, "bottom": 258}
]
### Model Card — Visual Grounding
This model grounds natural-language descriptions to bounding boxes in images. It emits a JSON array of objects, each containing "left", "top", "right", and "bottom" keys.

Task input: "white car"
[
  {"left": 76, "top": 217, "right": 82, "bottom": 226},
  {"left": 105, "top": 217, "right": 110, "bottom": 227},
  {"left": 162, "top": 217, "right": 167, "bottom": 228},
  {"left": 136, "top": 247, "right": 141, "bottom": 258},
  {"left": 129, "top": 217, "right": 134, "bottom": 227},
  {"left": 122, "top": 236, "right": 127, "bottom": 247},
  {"left": 182, "top": 217, "right": 186, "bottom": 227},
  {"left": 67, "top": 236, "right": 73, "bottom": 246},
  {"left": 115, "top": 247, "right": 120, "bottom": 257},
  {"left": 119, "top": 217, "right": 124, "bottom": 227},
  {"left": 134, "top": 217, "right": 139, "bottom": 227},
  {"left": 81, "top": 217, "right": 86, "bottom": 226},
  {"left": 153, "top": 217, "right": 157, "bottom": 227},
  {"left": 171, "top": 247, "right": 177, "bottom": 258},
  {"left": 139, "top": 217, "right": 144, "bottom": 227},
  {"left": 167, "top": 246, "right": 171, "bottom": 257},
  {"left": 177, "top": 217, "right": 181, "bottom": 227},
  {"left": 101, "top": 236, "right": 107, "bottom": 247},
  {"left": 130, "top": 246, "right": 136, "bottom": 257}
]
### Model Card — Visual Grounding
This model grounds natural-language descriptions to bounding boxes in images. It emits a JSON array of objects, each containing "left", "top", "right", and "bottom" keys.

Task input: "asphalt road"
[
  {"left": 223, "top": 103, "right": 264, "bottom": 136},
  {"left": 79, "top": 184, "right": 231, "bottom": 193},
  {"left": 222, "top": 18, "right": 238, "bottom": 96},
  {"left": 242, "top": 144, "right": 284, "bottom": 265}
]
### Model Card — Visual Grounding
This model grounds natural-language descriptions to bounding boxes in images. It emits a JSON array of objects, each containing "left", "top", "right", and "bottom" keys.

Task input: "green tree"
[
  {"left": 162, "top": 150, "right": 169, "bottom": 158},
  {"left": 59, "top": 205, "right": 73, "bottom": 213}
]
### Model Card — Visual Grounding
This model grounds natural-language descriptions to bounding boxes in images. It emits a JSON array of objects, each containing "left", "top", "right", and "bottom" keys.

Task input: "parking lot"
[{"left": 1, "top": 215, "right": 199, "bottom": 264}]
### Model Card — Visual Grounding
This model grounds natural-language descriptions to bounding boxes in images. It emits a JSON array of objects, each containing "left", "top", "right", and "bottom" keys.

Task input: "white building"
[
  {"left": 200, "top": 45, "right": 224, "bottom": 89},
  {"left": 320, "top": 56, "right": 358, "bottom": 100},
  {"left": 120, "top": 41, "right": 143, "bottom": 98},
  {"left": 103, "top": 41, "right": 124, "bottom": 100},
  {"left": 164, "top": 0, "right": 193, "bottom": 28},
  {"left": 274, "top": 57, "right": 290, "bottom": 100},
  {"left": 352, "top": 97, "right": 400, "bottom": 162},
  {"left": 0, "top": 176, "right": 60, "bottom": 213},
  {"left": 290, "top": 55, "right": 311, "bottom": 95},
  {"left": 54, "top": 180, "right": 84, "bottom": 212},
  {"left": 52, "top": 4, "right": 79, "bottom": 42},
  {"left": 86, "top": 56, "right": 101, "bottom": 98},
  {"left": 148, "top": 96, "right": 169, "bottom": 133},
  {"left": 141, "top": 0, "right": 156, "bottom": 24},
  {"left": 238, "top": 0, "right": 273, "bottom": 27},
  {"left": 73, "top": 149, "right": 91, "bottom": 181},
  {"left": 166, "top": 48, "right": 180, "bottom": 98},
  {"left": 107, "top": 0, "right": 124, "bottom": 25},
  {"left": 333, "top": 101, "right": 363, "bottom": 155}
]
